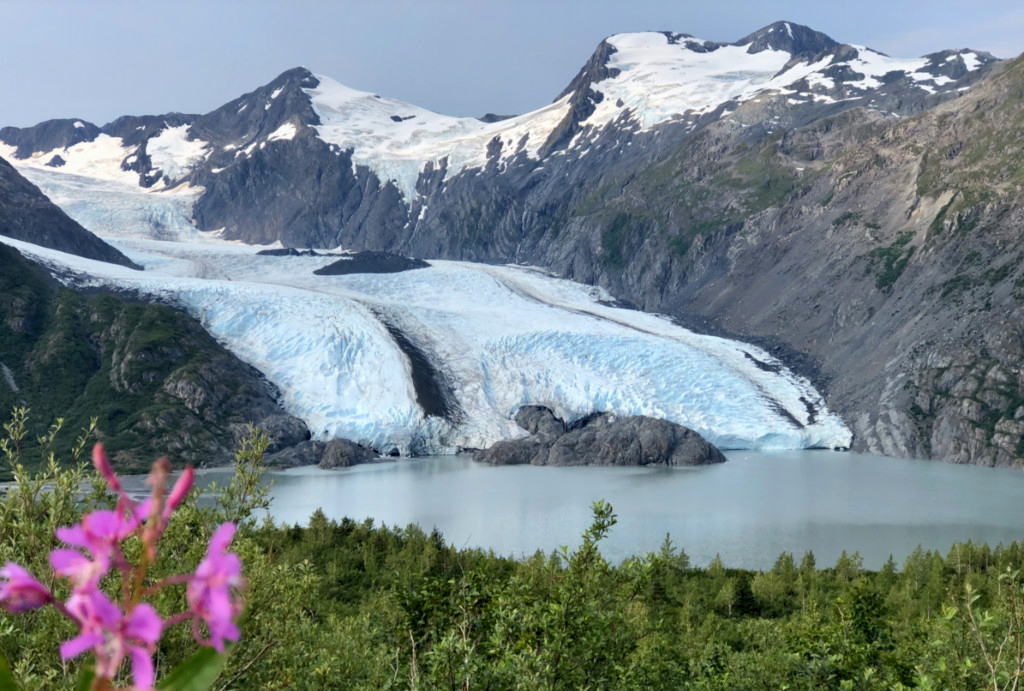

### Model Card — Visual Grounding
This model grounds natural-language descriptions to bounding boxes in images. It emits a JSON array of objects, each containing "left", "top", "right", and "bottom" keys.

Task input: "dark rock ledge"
[
  {"left": 473, "top": 405, "right": 727, "bottom": 467},
  {"left": 313, "top": 250, "right": 430, "bottom": 276}
]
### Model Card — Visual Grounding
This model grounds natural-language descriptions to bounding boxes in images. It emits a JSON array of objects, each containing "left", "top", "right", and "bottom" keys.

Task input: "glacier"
[{"left": 1, "top": 210, "right": 852, "bottom": 455}]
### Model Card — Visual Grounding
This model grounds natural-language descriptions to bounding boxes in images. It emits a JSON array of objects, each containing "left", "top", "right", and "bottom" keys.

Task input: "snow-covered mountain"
[
  {"left": 0, "top": 22, "right": 996, "bottom": 233},
  {"left": 2, "top": 21, "right": 1020, "bottom": 467}
]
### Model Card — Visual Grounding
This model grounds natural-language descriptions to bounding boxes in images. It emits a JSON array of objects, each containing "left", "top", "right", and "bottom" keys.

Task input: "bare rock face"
[
  {"left": 474, "top": 406, "right": 726, "bottom": 467},
  {"left": 266, "top": 438, "right": 378, "bottom": 469},
  {"left": 547, "top": 415, "right": 727, "bottom": 467},
  {"left": 318, "top": 439, "right": 378, "bottom": 468},
  {"left": 313, "top": 251, "right": 429, "bottom": 276},
  {"left": 475, "top": 437, "right": 550, "bottom": 466},
  {"left": 239, "top": 415, "right": 310, "bottom": 453},
  {"left": 264, "top": 441, "right": 319, "bottom": 468},
  {"left": 513, "top": 405, "right": 566, "bottom": 441}
]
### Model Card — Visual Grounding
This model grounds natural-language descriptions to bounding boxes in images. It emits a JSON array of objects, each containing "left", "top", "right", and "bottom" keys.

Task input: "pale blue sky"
[{"left": 2, "top": 0, "right": 1023, "bottom": 128}]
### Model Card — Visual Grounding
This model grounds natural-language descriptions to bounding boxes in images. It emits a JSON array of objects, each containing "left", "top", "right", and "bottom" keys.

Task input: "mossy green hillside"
[{"left": 0, "top": 245, "right": 298, "bottom": 476}]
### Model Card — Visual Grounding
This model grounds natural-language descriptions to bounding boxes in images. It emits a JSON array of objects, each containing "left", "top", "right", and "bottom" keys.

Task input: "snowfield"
[
  {"left": 306, "top": 74, "right": 572, "bottom": 201},
  {"left": 0, "top": 223, "right": 853, "bottom": 455}
]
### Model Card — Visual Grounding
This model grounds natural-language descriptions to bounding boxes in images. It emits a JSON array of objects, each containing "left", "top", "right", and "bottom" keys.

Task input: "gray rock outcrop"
[
  {"left": 474, "top": 406, "right": 726, "bottom": 467},
  {"left": 266, "top": 438, "right": 379, "bottom": 469},
  {"left": 513, "top": 405, "right": 567, "bottom": 441}
]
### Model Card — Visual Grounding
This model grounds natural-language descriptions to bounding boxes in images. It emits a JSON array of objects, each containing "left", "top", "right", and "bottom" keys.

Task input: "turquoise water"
[{"left": 196, "top": 450, "right": 1024, "bottom": 569}]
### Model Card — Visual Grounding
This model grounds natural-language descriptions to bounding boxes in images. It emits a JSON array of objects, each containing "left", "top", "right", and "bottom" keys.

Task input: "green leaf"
[
  {"left": 0, "top": 653, "right": 18, "bottom": 691},
  {"left": 157, "top": 648, "right": 227, "bottom": 691},
  {"left": 76, "top": 663, "right": 96, "bottom": 691}
]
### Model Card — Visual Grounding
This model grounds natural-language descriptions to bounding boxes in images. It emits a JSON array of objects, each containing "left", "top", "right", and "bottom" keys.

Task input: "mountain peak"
[
  {"left": 738, "top": 21, "right": 839, "bottom": 57},
  {"left": 274, "top": 66, "right": 320, "bottom": 90}
]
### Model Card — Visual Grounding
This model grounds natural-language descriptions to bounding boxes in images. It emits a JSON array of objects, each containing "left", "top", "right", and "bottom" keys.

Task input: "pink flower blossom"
[
  {"left": 187, "top": 523, "right": 243, "bottom": 652},
  {"left": 4, "top": 444, "right": 245, "bottom": 687},
  {"left": 62, "top": 590, "right": 162, "bottom": 690},
  {"left": 0, "top": 563, "right": 52, "bottom": 612},
  {"left": 52, "top": 509, "right": 139, "bottom": 589}
]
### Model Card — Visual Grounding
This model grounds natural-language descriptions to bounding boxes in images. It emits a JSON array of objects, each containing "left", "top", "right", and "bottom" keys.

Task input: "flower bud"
[
  {"left": 164, "top": 466, "right": 195, "bottom": 520},
  {"left": 92, "top": 443, "right": 122, "bottom": 493},
  {"left": 0, "top": 563, "right": 53, "bottom": 612}
]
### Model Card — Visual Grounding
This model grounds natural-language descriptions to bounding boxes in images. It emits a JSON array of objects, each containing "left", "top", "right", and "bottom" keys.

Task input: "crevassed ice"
[
  {"left": 14, "top": 167, "right": 203, "bottom": 242},
  {"left": 0, "top": 225, "right": 853, "bottom": 455}
]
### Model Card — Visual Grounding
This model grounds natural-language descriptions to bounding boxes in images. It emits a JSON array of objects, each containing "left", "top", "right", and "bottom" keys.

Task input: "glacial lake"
[{"left": 196, "top": 450, "right": 1024, "bottom": 570}]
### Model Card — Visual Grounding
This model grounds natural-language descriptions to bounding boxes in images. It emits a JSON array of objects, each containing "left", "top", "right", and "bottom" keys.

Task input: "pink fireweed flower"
[
  {"left": 52, "top": 509, "right": 139, "bottom": 588},
  {"left": 62, "top": 590, "right": 162, "bottom": 690},
  {"left": 187, "top": 522, "right": 243, "bottom": 652},
  {"left": 0, "top": 563, "right": 52, "bottom": 612},
  {"left": 4, "top": 446, "right": 245, "bottom": 687}
]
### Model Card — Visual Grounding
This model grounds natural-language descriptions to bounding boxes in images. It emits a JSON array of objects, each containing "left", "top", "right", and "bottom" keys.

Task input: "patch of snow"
[
  {"left": 844, "top": 46, "right": 928, "bottom": 90},
  {"left": 0, "top": 135, "right": 139, "bottom": 185},
  {"left": 270, "top": 86, "right": 284, "bottom": 99},
  {"left": 266, "top": 122, "right": 298, "bottom": 141},
  {"left": 962, "top": 52, "right": 981, "bottom": 71},
  {"left": 237, "top": 103, "right": 247, "bottom": 113},
  {"left": 73, "top": 121, "right": 84, "bottom": 129},
  {"left": 0, "top": 362, "right": 18, "bottom": 393},
  {"left": 146, "top": 125, "right": 211, "bottom": 182},
  {"left": 805, "top": 73, "right": 835, "bottom": 90}
]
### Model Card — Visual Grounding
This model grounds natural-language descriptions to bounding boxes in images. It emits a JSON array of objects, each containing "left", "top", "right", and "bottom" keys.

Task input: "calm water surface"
[{"left": 198, "top": 450, "right": 1024, "bottom": 569}]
